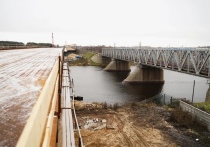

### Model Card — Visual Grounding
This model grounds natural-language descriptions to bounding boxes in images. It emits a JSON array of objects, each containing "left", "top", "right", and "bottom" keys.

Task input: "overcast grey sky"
[{"left": 0, "top": 0, "right": 210, "bottom": 47}]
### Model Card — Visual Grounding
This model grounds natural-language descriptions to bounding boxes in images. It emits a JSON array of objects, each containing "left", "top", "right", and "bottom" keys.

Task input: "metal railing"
[
  {"left": 141, "top": 93, "right": 185, "bottom": 105},
  {"left": 102, "top": 47, "right": 210, "bottom": 78},
  {"left": 180, "top": 101, "right": 210, "bottom": 131},
  {"left": 67, "top": 65, "right": 84, "bottom": 147}
]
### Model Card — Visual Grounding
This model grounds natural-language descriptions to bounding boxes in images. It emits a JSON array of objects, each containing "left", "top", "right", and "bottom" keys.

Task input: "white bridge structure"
[{"left": 102, "top": 47, "right": 210, "bottom": 78}]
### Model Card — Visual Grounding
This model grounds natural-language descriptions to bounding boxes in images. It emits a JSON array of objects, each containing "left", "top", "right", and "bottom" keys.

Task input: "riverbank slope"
[{"left": 74, "top": 102, "right": 210, "bottom": 147}]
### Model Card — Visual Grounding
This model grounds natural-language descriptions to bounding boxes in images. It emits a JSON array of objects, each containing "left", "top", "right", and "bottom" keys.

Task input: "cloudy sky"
[{"left": 0, "top": 0, "right": 210, "bottom": 47}]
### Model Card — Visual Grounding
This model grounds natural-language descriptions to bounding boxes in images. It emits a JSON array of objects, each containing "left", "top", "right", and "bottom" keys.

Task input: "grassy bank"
[
  {"left": 68, "top": 52, "right": 101, "bottom": 66},
  {"left": 193, "top": 101, "right": 210, "bottom": 114}
]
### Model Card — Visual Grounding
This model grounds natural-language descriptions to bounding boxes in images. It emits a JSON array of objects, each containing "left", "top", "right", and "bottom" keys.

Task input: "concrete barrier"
[{"left": 16, "top": 59, "right": 60, "bottom": 147}]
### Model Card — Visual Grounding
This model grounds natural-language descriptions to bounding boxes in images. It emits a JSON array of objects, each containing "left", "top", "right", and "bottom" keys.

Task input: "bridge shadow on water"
[
  {"left": 123, "top": 83, "right": 164, "bottom": 101},
  {"left": 105, "top": 71, "right": 164, "bottom": 102}
]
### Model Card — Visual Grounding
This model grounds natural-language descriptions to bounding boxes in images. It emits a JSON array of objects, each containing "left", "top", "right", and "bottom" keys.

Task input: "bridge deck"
[{"left": 0, "top": 48, "right": 62, "bottom": 147}]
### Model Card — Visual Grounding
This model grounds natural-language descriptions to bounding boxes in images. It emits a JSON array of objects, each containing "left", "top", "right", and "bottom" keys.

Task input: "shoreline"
[{"left": 67, "top": 52, "right": 210, "bottom": 146}]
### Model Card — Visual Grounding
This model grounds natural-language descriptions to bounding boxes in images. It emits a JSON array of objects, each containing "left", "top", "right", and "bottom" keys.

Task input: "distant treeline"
[
  {"left": 26, "top": 42, "right": 53, "bottom": 47},
  {"left": 198, "top": 46, "right": 210, "bottom": 48},
  {"left": 0, "top": 41, "right": 24, "bottom": 46},
  {"left": 0, "top": 41, "right": 53, "bottom": 48}
]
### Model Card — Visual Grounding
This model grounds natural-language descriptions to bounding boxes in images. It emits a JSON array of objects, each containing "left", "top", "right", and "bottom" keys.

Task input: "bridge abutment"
[
  {"left": 103, "top": 59, "right": 130, "bottom": 71},
  {"left": 123, "top": 65, "right": 164, "bottom": 84}
]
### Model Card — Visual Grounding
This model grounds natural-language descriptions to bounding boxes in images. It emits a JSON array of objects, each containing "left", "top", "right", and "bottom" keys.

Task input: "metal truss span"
[{"left": 102, "top": 47, "right": 210, "bottom": 78}]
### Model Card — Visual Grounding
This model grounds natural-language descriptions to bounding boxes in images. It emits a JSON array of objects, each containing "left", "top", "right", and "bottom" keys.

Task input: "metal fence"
[
  {"left": 180, "top": 101, "right": 210, "bottom": 131},
  {"left": 141, "top": 93, "right": 182, "bottom": 105}
]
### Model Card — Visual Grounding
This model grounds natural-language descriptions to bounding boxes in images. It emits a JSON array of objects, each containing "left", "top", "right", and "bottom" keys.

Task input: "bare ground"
[{"left": 74, "top": 102, "right": 209, "bottom": 147}]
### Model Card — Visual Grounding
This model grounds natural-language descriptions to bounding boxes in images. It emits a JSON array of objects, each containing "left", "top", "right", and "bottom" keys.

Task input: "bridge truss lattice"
[{"left": 102, "top": 47, "right": 210, "bottom": 78}]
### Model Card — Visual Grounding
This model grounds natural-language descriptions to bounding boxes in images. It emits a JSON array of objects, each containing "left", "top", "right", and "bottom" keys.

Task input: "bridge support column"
[
  {"left": 103, "top": 59, "right": 130, "bottom": 71},
  {"left": 205, "top": 85, "right": 210, "bottom": 102},
  {"left": 123, "top": 65, "right": 164, "bottom": 83},
  {"left": 91, "top": 54, "right": 112, "bottom": 66}
]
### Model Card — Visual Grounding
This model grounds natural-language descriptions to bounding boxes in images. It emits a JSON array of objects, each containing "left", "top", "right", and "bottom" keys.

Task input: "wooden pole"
[{"left": 192, "top": 80, "right": 195, "bottom": 103}]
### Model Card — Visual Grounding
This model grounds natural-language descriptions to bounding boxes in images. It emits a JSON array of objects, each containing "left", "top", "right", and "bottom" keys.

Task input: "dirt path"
[{"left": 74, "top": 102, "right": 207, "bottom": 147}]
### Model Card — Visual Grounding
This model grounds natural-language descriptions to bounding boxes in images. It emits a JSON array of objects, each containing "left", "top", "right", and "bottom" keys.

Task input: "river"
[{"left": 70, "top": 66, "right": 209, "bottom": 104}]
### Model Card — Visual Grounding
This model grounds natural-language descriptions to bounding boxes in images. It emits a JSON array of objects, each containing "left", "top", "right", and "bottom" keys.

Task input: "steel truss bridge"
[{"left": 102, "top": 47, "right": 210, "bottom": 78}]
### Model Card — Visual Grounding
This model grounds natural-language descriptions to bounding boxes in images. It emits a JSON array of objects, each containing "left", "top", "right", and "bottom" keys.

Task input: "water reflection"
[
  {"left": 70, "top": 66, "right": 209, "bottom": 104},
  {"left": 70, "top": 66, "right": 164, "bottom": 104},
  {"left": 104, "top": 71, "right": 163, "bottom": 99},
  {"left": 122, "top": 83, "right": 164, "bottom": 100}
]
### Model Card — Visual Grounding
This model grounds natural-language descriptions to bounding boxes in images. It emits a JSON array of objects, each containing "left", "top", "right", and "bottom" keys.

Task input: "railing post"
[
  {"left": 163, "top": 94, "right": 165, "bottom": 105},
  {"left": 79, "top": 138, "right": 81, "bottom": 147},
  {"left": 58, "top": 56, "right": 61, "bottom": 118}
]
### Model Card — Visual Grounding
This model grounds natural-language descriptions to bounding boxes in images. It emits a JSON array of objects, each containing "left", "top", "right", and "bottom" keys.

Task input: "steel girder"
[{"left": 102, "top": 47, "right": 210, "bottom": 78}]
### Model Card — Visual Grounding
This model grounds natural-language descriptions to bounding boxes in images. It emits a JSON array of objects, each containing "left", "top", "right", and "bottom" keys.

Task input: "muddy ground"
[{"left": 74, "top": 102, "right": 210, "bottom": 147}]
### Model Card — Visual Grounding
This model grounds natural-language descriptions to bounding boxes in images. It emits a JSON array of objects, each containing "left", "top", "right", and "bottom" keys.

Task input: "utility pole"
[
  {"left": 192, "top": 80, "right": 195, "bottom": 103},
  {"left": 52, "top": 33, "right": 54, "bottom": 48}
]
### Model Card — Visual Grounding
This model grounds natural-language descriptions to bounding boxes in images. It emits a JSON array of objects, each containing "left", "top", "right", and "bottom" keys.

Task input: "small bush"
[
  {"left": 108, "top": 104, "right": 113, "bottom": 109},
  {"left": 131, "top": 102, "right": 137, "bottom": 108},
  {"left": 113, "top": 103, "right": 119, "bottom": 111},
  {"left": 122, "top": 102, "right": 130, "bottom": 107},
  {"left": 170, "top": 108, "right": 206, "bottom": 129},
  {"left": 102, "top": 102, "right": 108, "bottom": 109},
  {"left": 193, "top": 102, "right": 210, "bottom": 114}
]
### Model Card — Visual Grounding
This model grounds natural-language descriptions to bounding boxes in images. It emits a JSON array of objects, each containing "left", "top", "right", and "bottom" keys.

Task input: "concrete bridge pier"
[
  {"left": 91, "top": 54, "right": 112, "bottom": 66},
  {"left": 205, "top": 85, "right": 210, "bottom": 102},
  {"left": 103, "top": 59, "right": 130, "bottom": 71},
  {"left": 123, "top": 64, "right": 164, "bottom": 84}
]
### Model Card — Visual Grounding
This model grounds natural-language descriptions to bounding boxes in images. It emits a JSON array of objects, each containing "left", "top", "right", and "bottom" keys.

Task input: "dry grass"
[
  {"left": 74, "top": 101, "right": 208, "bottom": 147},
  {"left": 68, "top": 52, "right": 102, "bottom": 66},
  {"left": 193, "top": 101, "right": 210, "bottom": 114},
  {"left": 170, "top": 109, "right": 197, "bottom": 128}
]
